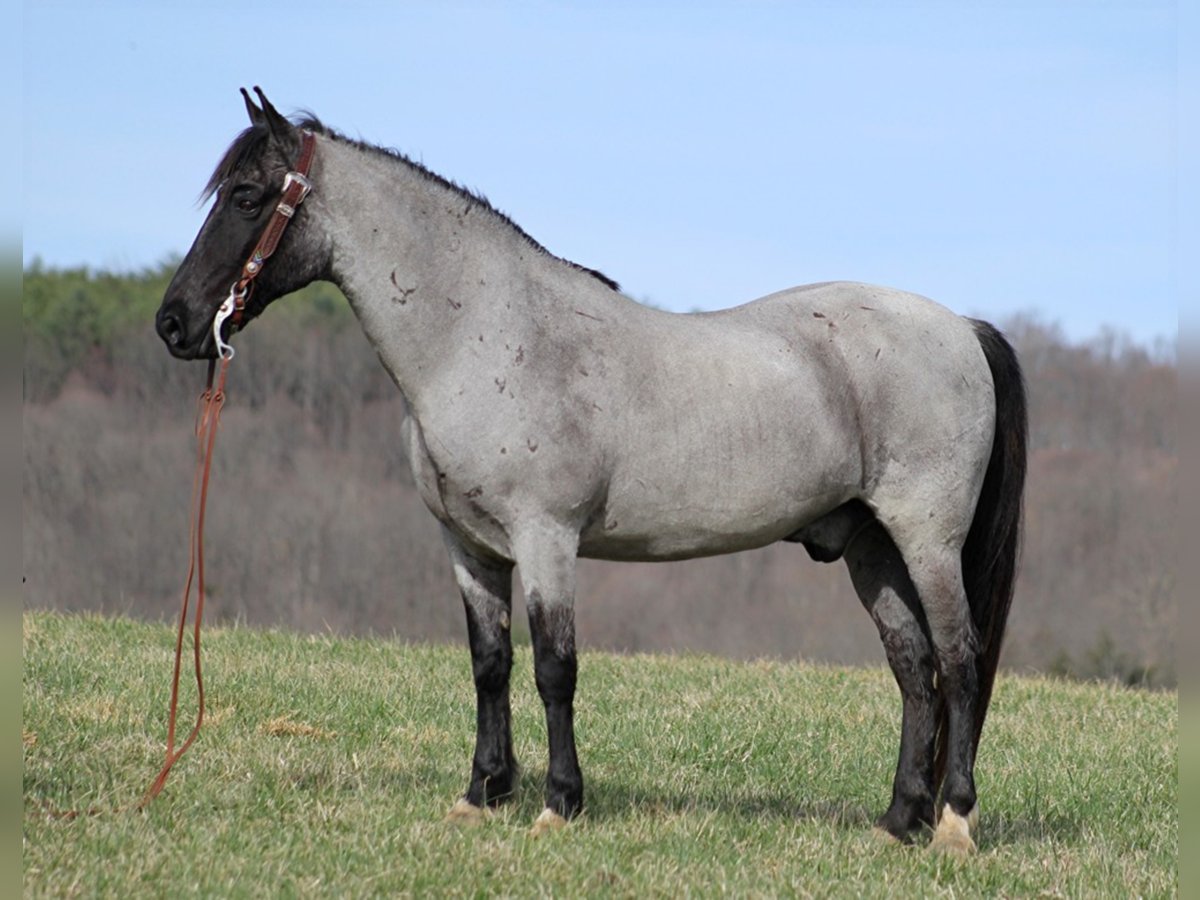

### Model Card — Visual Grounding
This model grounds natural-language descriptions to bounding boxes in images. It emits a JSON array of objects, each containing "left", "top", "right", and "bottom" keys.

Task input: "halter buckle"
[{"left": 282, "top": 170, "right": 312, "bottom": 203}]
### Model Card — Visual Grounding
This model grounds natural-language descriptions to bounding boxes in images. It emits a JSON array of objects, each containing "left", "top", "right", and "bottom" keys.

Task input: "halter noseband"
[{"left": 212, "top": 129, "right": 317, "bottom": 359}]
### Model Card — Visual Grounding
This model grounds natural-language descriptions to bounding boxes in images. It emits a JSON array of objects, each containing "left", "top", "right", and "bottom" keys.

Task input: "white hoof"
[
  {"left": 445, "top": 798, "right": 488, "bottom": 825},
  {"left": 930, "top": 804, "right": 978, "bottom": 856},
  {"left": 530, "top": 807, "right": 568, "bottom": 836}
]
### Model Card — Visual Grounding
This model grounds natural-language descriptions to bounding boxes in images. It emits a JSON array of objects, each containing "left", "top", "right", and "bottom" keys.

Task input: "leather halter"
[{"left": 212, "top": 129, "right": 317, "bottom": 359}]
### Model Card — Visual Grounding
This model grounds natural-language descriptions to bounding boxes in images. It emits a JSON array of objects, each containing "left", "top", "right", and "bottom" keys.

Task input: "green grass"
[{"left": 23, "top": 611, "right": 1177, "bottom": 898}]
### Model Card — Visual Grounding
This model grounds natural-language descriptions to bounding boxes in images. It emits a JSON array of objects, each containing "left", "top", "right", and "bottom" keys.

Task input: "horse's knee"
[
  {"left": 527, "top": 595, "right": 577, "bottom": 703},
  {"left": 463, "top": 600, "right": 513, "bottom": 693},
  {"left": 471, "top": 636, "right": 512, "bottom": 696}
]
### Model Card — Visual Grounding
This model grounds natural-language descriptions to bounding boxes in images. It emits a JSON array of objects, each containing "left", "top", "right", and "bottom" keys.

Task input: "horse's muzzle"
[{"left": 156, "top": 301, "right": 214, "bottom": 360}]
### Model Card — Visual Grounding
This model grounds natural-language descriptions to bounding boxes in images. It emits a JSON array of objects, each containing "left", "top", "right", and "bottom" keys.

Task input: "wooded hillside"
[{"left": 22, "top": 263, "right": 1177, "bottom": 685}]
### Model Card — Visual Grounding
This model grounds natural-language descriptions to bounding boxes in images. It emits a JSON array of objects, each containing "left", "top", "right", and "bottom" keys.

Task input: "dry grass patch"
[{"left": 260, "top": 715, "right": 338, "bottom": 740}]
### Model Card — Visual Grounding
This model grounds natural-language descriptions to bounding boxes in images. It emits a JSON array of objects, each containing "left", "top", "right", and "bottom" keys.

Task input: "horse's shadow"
[
  {"left": 506, "top": 768, "right": 874, "bottom": 830},
  {"left": 585, "top": 774, "right": 873, "bottom": 828},
  {"left": 268, "top": 758, "right": 1084, "bottom": 848},
  {"left": 511, "top": 769, "right": 1088, "bottom": 847}
]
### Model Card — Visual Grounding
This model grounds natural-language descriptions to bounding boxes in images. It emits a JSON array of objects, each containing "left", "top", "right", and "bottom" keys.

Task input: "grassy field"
[{"left": 23, "top": 610, "right": 1176, "bottom": 897}]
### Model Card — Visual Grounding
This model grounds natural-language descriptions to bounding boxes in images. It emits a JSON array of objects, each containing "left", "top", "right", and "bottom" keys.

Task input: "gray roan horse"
[{"left": 157, "top": 90, "right": 1026, "bottom": 854}]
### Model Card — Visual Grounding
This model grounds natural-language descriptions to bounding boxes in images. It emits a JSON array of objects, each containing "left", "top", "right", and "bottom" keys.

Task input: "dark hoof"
[{"left": 874, "top": 799, "right": 934, "bottom": 843}]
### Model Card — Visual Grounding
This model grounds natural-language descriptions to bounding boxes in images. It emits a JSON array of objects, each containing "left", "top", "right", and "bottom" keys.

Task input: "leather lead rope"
[
  {"left": 41, "top": 361, "right": 231, "bottom": 820},
  {"left": 139, "top": 357, "right": 229, "bottom": 807}
]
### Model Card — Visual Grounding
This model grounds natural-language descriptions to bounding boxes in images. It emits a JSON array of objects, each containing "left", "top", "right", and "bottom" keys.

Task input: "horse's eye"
[{"left": 230, "top": 185, "right": 262, "bottom": 216}]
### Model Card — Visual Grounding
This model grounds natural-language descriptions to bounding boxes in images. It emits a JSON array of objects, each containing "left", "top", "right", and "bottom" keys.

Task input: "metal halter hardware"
[
  {"left": 212, "top": 283, "right": 247, "bottom": 360},
  {"left": 211, "top": 129, "right": 317, "bottom": 359},
  {"left": 277, "top": 171, "right": 312, "bottom": 217}
]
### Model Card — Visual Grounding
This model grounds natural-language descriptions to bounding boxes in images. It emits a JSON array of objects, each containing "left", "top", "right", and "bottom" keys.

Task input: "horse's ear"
[
  {"left": 241, "top": 87, "right": 265, "bottom": 126},
  {"left": 253, "top": 86, "right": 295, "bottom": 145}
]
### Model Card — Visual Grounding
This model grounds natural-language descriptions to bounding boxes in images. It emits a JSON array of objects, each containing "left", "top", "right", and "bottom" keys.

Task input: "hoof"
[
  {"left": 929, "top": 805, "right": 978, "bottom": 856},
  {"left": 530, "top": 807, "right": 568, "bottom": 837},
  {"left": 445, "top": 798, "right": 488, "bottom": 826},
  {"left": 870, "top": 826, "right": 903, "bottom": 846}
]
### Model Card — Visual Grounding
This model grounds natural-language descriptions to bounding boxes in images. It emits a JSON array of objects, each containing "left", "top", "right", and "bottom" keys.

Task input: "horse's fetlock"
[
  {"left": 546, "top": 775, "right": 583, "bottom": 820},
  {"left": 940, "top": 774, "right": 977, "bottom": 819},
  {"left": 896, "top": 775, "right": 934, "bottom": 808},
  {"left": 468, "top": 751, "right": 516, "bottom": 807}
]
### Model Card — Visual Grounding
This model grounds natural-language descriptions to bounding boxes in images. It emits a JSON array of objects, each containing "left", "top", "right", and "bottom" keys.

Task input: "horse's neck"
[
  {"left": 316, "top": 136, "right": 638, "bottom": 413},
  {"left": 317, "top": 137, "right": 579, "bottom": 402}
]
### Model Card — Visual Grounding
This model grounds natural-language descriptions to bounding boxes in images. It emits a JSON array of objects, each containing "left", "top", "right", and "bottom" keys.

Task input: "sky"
[{"left": 22, "top": 1, "right": 1183, "bottom": 346}]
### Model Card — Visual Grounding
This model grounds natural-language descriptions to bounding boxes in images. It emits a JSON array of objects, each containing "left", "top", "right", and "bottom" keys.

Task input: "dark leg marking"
[
  {"left": 843, "top": 520, "right": 940, "bottom": 840},
  {"left": 901, "top": 544, "right": 982, "bottom": 854},
  {"left": 527, "top": 593, "right": 582, "bottom": 820},
  {"left": 451, "top": 543, "right": 517, "bottom": 809},
  {"left": 932, "top": 627, "right": 980, "bottom": 820}
]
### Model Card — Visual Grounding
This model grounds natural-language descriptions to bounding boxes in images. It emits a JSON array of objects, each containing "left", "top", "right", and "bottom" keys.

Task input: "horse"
[{"left": 156, "top": 88, "right": 1026, "bottom": 854}]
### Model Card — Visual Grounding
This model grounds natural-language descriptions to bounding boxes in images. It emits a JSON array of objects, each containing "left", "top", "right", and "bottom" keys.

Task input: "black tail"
[{"left": 935, "top": 320, "right": 1027, "bottom": 789}]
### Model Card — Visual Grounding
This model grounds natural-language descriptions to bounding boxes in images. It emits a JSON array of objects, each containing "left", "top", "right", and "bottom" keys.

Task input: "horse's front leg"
[
  {"left": 442, "top": 529, "right": 518, "bottom": 823},
  {"left": 513, "top": 523, "right": 583, "bottom": 835}
]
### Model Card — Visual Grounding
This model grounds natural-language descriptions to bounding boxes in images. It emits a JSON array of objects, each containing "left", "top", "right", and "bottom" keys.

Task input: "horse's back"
[
  {"left": 685, "top": 280, "right": 994, "bottom": 444},
  {"left": 728, "top": 282, "right": 995, "bottom": 439}
]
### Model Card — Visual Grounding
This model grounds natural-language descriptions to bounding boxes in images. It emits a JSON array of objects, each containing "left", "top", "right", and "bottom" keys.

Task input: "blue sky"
[{"left": 23, "top": 1, "right": 1180, "bottom": 345}]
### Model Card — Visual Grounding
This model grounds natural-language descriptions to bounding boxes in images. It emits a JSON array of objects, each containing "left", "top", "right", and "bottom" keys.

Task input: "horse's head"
[{"left": 156, "top": 88, "right": 329, "bottom": 359}]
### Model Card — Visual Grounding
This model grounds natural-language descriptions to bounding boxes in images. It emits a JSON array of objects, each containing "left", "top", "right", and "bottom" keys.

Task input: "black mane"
[
  {"left": 204, "top": 113, "right": 619, "bottom": 292},
  {"left": 202, "top": 125, "right": 271, "bottom": 202}
]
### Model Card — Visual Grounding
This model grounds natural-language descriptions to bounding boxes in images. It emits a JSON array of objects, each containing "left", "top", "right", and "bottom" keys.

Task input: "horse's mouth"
[
  {"left": 156, "top": 301, "right": 238, "bottom": 361},
  {"left": 166, "top": 339, "right": 220, "bottom": 361},
  {"left": 159, "top": 323, "right": 220, "bottom": 361}
]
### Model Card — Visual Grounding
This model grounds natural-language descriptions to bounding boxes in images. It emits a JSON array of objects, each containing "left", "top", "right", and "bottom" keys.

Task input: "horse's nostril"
[{"left": 156, "top": 308, "right": 186, "bottom": 347}]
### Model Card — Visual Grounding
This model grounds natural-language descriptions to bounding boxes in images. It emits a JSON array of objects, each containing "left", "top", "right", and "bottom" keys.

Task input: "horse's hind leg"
[
  {"left": 889, "top": 532, "right": 981, "bottom": 855},
  {"left": 843, "top": 521, "right": 940, "bottom": 841},
  {"left": 443, "top": 530, "right": 518, "bottom": 822}
]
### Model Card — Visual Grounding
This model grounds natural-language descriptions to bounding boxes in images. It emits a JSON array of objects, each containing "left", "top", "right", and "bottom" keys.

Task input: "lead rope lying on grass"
[
  {"left": 38, "top": 358, "right": 231, "bottom": 820},
  {"left": 139, "top": 355, "right": 230, "bottom": 808}
]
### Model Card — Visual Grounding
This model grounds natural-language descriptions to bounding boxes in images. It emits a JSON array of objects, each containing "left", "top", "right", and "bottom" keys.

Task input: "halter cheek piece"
[{"left": 213, "top": 129, "right": 317, "bottom": 359}]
